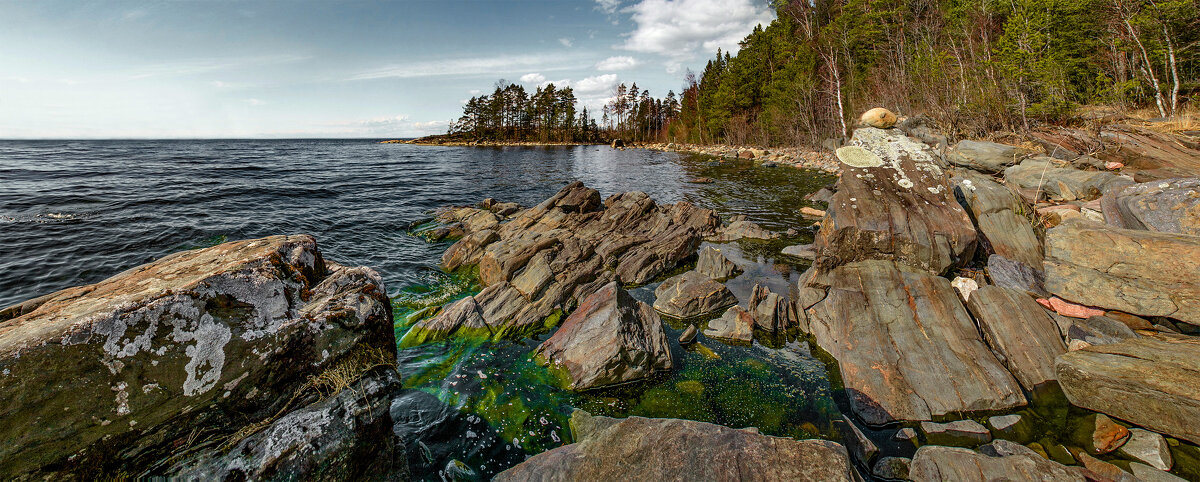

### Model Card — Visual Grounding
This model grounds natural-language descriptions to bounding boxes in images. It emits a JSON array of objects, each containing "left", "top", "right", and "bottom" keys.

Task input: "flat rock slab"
[
  {"left": 653, "top": 270, "right": 737, "bottom": 319},
  {"left": 806, "top": 260, "right": 1025, "bottom": 425},
  {"left": 954, "top": 171, "right": 1042, "bottom": 268},
  {"left": 920, "top": 420, "right": 992, "bottom": 447},
  {"left": 535, "top": 282, "right": 673, "bottom": 390},
  {"left": 909, "top": 445, "right": 1087, "bottom": 481},
  {"left": 1004, "top": 157, "right": 1125, "bottom": 201},
  {"left": 1044, "top": 221, "right": 1200, "bottom": 324},
  {"left": 1056, "top": 333, "right": 1200, "bottom": 445},
  {"left": 947, "top": 139, "right": 1028, "bottom": 173},
  {"left": 966, "top": 286, "right": 1066, "bottom": 391},
  {"left": 818, "top": 127, "right": 977, "bottom": 275},
  {"left": 0, "top": 235, "right": 395, "bottom": 479},
  {"left": 1106, "top": 177, "right": 1200, "bottom": 235},
  {"left": 494, "top": 410, "right": 859, "bottom": 481}
]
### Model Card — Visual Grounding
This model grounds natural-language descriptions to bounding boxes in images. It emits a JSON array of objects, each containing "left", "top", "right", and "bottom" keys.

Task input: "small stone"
[
  {"left": 800, "top": 206, "right": 826, "bottom": 218},
  {"left": 987, "top": 414, "right": 1033, "bottom": 443},
  {"left": 950, "top": 276, "right": 979, "bottom": 302},
  {"left": 1042, "top": 296, "right": 1106, "bottom": 319},
  {"left": 1106, "top": 161, "right": 1125, "bottom": 170},
  {"left": 1067, "top": 339, "right": 1092, "bottom": 351},
  {"left": 678, "top": 325, "right": 698, "bottom": 344},
  {"left": 920, "top": 420, "right": 992, "bottom": 447},
  {"left": 860, "top": 107, "right": 898, "bottom": 129},
  {"left": 1073, "top": 413, "right": 1131, "bottom": 454},
  {"left": 894, "top": 427, "right": 919, "bottom": 444},
  {"left": 1104, "top": 311, "right": 1155, "bottom": 331},
  {"left": 1119, "top": 428, "right": 1173, "bottom": 471},
  {"left": 872, "top": 456, "right": 911, "bottom": 480}
]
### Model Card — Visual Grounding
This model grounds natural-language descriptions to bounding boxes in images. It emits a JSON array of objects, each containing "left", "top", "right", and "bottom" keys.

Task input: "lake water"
[{"left": 1, "top": 140, "right": 847, "bottom": 479}]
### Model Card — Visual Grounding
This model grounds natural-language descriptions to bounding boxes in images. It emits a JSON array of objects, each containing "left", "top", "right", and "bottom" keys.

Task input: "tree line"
[{"left": 447, "top": 0, "right": 1196, "bottom": 146}]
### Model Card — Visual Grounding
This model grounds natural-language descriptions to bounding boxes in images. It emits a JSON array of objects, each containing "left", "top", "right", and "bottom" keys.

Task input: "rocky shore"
[
  {"left": 4, "top": 107, "right": 1200, "bottom": 480},
  {"left": 637, "top": 141, "right": 842, "bottom": 173}
]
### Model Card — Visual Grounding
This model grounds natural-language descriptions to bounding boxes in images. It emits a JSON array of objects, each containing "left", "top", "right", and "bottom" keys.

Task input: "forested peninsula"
[{"left": 411, "top": 0, "right": 1196, "bottom": 147}]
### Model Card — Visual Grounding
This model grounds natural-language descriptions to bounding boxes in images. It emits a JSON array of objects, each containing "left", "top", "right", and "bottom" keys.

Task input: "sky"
[{"left": 0, "top": 0, "right": 774, "bottom": 139}]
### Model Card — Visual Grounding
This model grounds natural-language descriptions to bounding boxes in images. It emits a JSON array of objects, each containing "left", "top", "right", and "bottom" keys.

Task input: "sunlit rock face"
[{"left": 0, "top": 234, "right": 398, "bottom": 479}]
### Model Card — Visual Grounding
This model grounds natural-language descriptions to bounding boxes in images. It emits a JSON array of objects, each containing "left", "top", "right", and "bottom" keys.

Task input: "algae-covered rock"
[{"left": 0, "top": 235, "right": 397, "bottom": 479}]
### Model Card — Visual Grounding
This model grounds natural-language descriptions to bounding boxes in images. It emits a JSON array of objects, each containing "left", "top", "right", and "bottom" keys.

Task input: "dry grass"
[
  {"left": 1123, "top": 105, "right": 1199, "bottom": 134},
  {"left": 219, "top": 344, "right": 396, "bottom": 452}
]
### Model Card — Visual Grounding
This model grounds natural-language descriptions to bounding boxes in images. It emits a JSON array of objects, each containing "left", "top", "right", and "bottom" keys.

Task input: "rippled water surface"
[{"left": 1, "top": 140, "right": 842, "bottom": 479}]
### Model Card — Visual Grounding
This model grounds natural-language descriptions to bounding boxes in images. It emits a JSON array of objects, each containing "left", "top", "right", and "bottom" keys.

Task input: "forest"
[{"left": 448, "top": 0, "right": 1197, "bottom": 146}]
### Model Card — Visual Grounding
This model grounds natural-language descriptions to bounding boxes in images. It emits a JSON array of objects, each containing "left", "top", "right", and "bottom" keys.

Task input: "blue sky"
[{"left": 0, "top": 0, "right": 774, "bottom": 138}]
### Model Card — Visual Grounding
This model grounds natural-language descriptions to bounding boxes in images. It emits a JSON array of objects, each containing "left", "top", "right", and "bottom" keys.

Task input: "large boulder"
[
  {"left": 652, "top": 270, "right": 737, "bottom": 319},
  {"left": 965, "top": 286, "right": 1067, "bottom": 392},
  {"left": 1056, "top": 333, "right": 1200, "bottom": 445},
  {"left": 0, "top": 235, "right": 400, "bottom": 479},
  {"left": 535, "top": 282, "right": 673, "bottom": 390},
  {"left": 747, "top": 283, "right": 799, "bottom": 334},
  {"left": 805, "top": 260, "right": 1025, "bottom": 425},
  {"left": 817, "top": 128, "right": 977, "bottom": 275},
  {"left": 947, "top": 140, "right": 1028, "bottom": 173},
  {"left": 1105, "top": 177, "right": 1200, "bottom": 235},
  {"left": 703, "top": 305, "right": 755, "bottom": 342},
  {"left": 909, "top": 444, "right": 1087, "bottom": 481},
  {"left": 1044, "top": 221, "right": 1200, "bottom": 324},
  {"left": 695, "top": 245, "right": 741, "bottom": 280},
  {"left": 430, "top": 182, "right": 720, "bottom": 340},
  {"left": 494, "top": 410, "right": 860, "bottom": 481},
  {"left": 953, "top": 172, "right": 1042, "bottom": 268}
]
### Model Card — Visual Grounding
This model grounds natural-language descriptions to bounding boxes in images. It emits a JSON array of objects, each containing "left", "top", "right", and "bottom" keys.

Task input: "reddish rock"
[{"left": 1043, "top": 296, "right": 1106, "bottom": 319}]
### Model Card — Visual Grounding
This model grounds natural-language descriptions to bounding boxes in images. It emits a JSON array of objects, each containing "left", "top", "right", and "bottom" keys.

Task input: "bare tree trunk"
[
  {"left": 1123, "top": 17, "right": 1168, "bottom": 117},
  {"left": 1163, "top": 24, "right": 1180, "bottom": 116},
  {"left": 828, "top": 48, "right": 848, "bottom": 138}
]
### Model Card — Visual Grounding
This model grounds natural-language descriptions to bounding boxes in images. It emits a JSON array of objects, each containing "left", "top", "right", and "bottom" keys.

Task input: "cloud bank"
[{"left": 620, "top": 0, "right": 774, "bottom": 62}]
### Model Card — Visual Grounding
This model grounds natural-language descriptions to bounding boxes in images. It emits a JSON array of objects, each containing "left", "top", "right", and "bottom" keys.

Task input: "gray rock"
[
  {"left": 402, "top": 296, "right": 490, "bottom": 346},
  {"left": 494, "top": 410, "right": 860, "bottom": 481},
  {"left": 817, "top": 127, "right": 977, "bottom": 275},
  {"left": 536, "top": 282, "right": 673, "bottom": 390},
  {"left": 1067, "top": 315, "right": 1140, "bottom": 346},
  {"left": 678, "top": 325, "right": 698, "bottom": 344},
  {"left": 947, "top": 140, "right": 1027, "bottom": 173},
  {"left": 1119, "top": 428, "right": 1173, "bottom": 471},
  {"left": 1129, "top": 462, "right": 1187, "bottom": 482},
  {"left": 695, "top": 246, "right": 741, "bottom": 280},
  {"left": 1044, "top": 221, "right": 1200, "bottom": 324},
  {"left": 1056, "top": 333, "right": 1200, "bottom": 445},
  {"left": 703, "top": 305, "right": 754, "bottom": 343},
  {"left": 954, "top": 172, "right": 1043, "bottom": 268},
  {"left": 895, "top": 427, "right": 919, "bottom": 443},
  {"left": 174, "top": 370, "right": 408, "bottom": 480},
  {"left": 806, "top": 187, "right": 836, "bottom": 204},
  {"left": 748, "top": 284, "right": 798, "bottom": 334},
  {"left": 872, "top": 456, "right": 911, "bottom": 480},
  {"left": 807, "top": 260, "right": 1025, "bottom": 425},
  {"left": 838, "top": 415, "right": 879, "bottom": 466},
  {"left": 987, "top": 254, "right": 1048, "bottom": 297},
  {"left": 708, "top": 219, "right": 779, "bottom": 241},
  {"left": 1004, "top": 157, "right": 1123, "bottom": 202},
  {"left": 978, "top": 439, "right": 1039, "bottom": 457},
  {"left": 1106, "top": 177, "right": 1200, "bottom": 235},
  {"left": 909, "top": 445, "right": 1086, "bottom": 481},
  {"left": 965, "top": 286, "right": 1066, "bottom": 391},
  {"left": 920, "top": 420, "right": 992, "bottom": 447},
  {"left": 781, "top": 243, "right": 817, "bottom": 260},
  {"left": 0, "top": 235, "right": 396, "bottom": 479},
  {"left": 653, "top": 271, "right": 738, "bottom": 319}
]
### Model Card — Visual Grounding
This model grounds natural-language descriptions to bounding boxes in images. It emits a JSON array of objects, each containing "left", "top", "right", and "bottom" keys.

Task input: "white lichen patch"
[
  {"left": 113, "top": 382, "right": 130, "bottom": 416},
  {"left": 898, "top": 179, "right": 914, "bottom": 189},
  {"left": 172, "top": 312, "right": 232, "bottom": 396},
  {"left": 836, "top": 146, "right": 884, "bottom": 167}
]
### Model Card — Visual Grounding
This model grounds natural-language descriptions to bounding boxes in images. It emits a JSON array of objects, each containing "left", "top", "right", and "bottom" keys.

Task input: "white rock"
[{"left": 951, "top": 277, "right": 980, "bottom": 302}]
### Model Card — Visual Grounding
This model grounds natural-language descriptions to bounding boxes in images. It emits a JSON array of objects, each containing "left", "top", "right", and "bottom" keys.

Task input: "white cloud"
[
  {"left": 128, "top": 54, "right": 309, "bottom": 80},
  {"left": 520, "top": 72, "right": 547, "bottom": 84},
  {"left": 596, "top": 0, "right": 623, "bottom": 14},
  {"left": 595, "top": 56, "right": 638, "bottom": 71},
  {"left": 620, "top": 0, "right": 774, "bottom": 62},
  {"left": 574, "top": 74, "right": 619, "bottom": 95},
  {"left": 558, "top": 37, "right": 574, "bottom": 48},
  {"left": 349, "top": 54, "right": 581, "bottom": 80},
  {"left": 468, "top": 89, "right": 483, "bottom": 95}
]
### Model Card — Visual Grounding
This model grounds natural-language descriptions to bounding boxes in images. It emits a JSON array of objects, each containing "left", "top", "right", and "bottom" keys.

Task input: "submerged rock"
[
  {"left": 920, "top": 420, "right": 992, "bottom": 447},
  {"left": 494, "top": 410, "right": 860, "bottom": 481},
  {"left": 1119, "top": 428, "right": 1173, "bottom": 471},
  {"left": 708, "top": 218, "right": 779, "bottom": 241},
  {"left": 535, "top": 282, "right": 673, "bottom": 391},
  {"left": 1044, "top": 221, "right": 1200, "bottom": 324},
  {"left": 816, "top": 127, "right": 977, "bottom": 275},
  {"left": 806, "top": 260, "right": 1024, "bottom": 425},
  {"left": 652, "top": 270, "right": 737, "bottom": 319},
  {"left": 0, "top": 235, "right": 399, "bottom": 479},
  {"left": 433, "top": 182, "right": 719, "bottom": 339},
  {"left": 1071, "top": 413, "right": 1130, "bottom": 455},
  {"left": 1056, "top": 333, "right": 1200, "bottom": 445}
]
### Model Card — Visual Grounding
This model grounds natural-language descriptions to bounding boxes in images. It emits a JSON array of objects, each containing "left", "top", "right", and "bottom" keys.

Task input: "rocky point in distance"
[{"left": 3, "top": 105, "right": 1200, "bottom": 480}]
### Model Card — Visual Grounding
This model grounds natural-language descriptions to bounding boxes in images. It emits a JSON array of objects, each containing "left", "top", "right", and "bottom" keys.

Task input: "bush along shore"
[{"left": 4, "top": 107, "right": 1200, "bottom": 479}]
